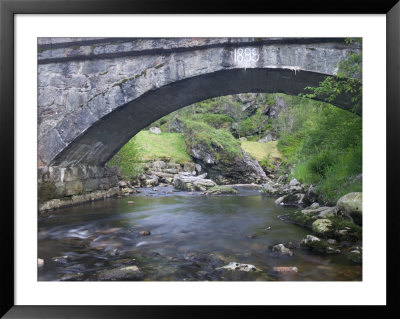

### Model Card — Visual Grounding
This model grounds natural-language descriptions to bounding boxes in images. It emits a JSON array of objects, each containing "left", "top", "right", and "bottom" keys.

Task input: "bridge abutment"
[{"left": 38, "top": 164, "right": 119, "bottom": 206}]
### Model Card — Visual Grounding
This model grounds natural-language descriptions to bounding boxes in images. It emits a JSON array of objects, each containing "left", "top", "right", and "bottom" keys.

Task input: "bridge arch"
[
  {"left": 37, "top": 38, "right": 361, "bottom": 199},
  {"left": 50, "top": 67, "right": 356, "bottom": 168}
]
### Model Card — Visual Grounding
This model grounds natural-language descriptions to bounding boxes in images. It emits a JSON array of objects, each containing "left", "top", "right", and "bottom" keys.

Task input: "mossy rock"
[
  {"left": 300, "top": 235, "right": 329, "bottom": 253},
  {"left": 337, "top": 192, "right": 362, "bottom": 225},
  {"left": 312, "top": 219, "right": 332, "bottom": 235},
  {"left": 288, "top": 210, "right": 319, "bottom": 227},
  {"left": 327, "top": 218, "right": 362, "bottom": 241}
]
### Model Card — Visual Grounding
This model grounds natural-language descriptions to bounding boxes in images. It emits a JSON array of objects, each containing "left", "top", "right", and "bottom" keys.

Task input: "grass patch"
[
  {"left": 107, "top": 131, "right": 192, "bottom": 180},
  {"left": 134, "top": 131, "right": 192, "bottom": 164},
  {"left": 241, "top": 140, "right": 281, "bottom": 162}
]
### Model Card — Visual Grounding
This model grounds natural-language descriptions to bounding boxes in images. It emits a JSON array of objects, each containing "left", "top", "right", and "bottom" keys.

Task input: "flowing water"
[{"left": 38, "top": 186, "right": 361, "bottom": 281}]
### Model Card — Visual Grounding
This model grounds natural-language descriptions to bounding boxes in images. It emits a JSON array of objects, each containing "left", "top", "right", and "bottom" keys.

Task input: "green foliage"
[
  {"left": 107, "top": 136, "right": 143, "bottom": 180},
  {"left": 301, "top": 39, "right": 362, "bottom": 115},
  {"left": 181, "top": 119, "right": 242, "bottom": 160},
  {"left": 191, "top": 113, "right": 233, "bottom": 129},
  {"left": 238, "top": 109, "right": 266, "bottom": 137},
  {"left": 273, "top": 94, "right": 362, "bottom": 202}
]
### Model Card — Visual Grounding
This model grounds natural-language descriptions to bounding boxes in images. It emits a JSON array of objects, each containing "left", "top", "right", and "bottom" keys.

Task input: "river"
[{"left": 38, "top": 186, "right": 361, "bottom": 281}]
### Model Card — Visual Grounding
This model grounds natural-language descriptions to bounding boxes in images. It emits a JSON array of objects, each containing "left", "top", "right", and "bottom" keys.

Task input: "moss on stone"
[
  {"left": 181, "top": 119, "right": 242, "bottom": 161},
  {"left": 288, "top": 210, "right": 319, "bottom": 227}
]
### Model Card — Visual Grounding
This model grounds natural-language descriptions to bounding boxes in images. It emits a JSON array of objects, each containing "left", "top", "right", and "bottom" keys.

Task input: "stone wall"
[{"left": 38, "top": 165, "right": 119, "bottom": 201}]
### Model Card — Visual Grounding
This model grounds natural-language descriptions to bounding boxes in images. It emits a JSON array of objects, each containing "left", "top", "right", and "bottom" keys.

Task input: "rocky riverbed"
[{"left": 38, "top": 185, "right": 361, "bottom": 281}]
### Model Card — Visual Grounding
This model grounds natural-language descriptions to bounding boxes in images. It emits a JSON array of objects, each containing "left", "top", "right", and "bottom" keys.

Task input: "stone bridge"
[{"left": 37, "top": 37, "right": 361, "bottom": 198}]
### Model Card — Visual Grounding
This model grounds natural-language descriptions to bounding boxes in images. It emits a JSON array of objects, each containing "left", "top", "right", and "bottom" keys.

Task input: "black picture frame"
[{"left": 1, "top": 0, "right": 399, "bottom": 317}]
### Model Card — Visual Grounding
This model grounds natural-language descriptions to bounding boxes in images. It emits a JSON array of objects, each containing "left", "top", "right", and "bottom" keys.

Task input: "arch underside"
[{"left": 51, "top": 68, "right": 358, "bottom": 167}]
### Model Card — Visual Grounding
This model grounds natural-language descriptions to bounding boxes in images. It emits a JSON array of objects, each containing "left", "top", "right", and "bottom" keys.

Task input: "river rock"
[
  {"left": 312, "top": 219, "right": 332, "bottom": 235},
  {"left": 300, "top": 235, "right": 321, "bottom": 246},
  {"left": 337, "top": 192, "right": 362, "bottom": 225},
  {"left": 142, "top": 175, "right": 159, "bottom": 187},
  {"left": 270, "top": 243, "right": 293, "bottom": 257},
  {"left": 139, "top": 230, "right": 151, "bottom": 236},
  {"left": 300, "top": 235, "right": 329, "bottom": 253},
  {"left": 289, "top": 178, "right": 300, "bottom": 186},
  {"left": 149, "top": 126, "right": 161, "bottom": 134},
  {"left": 261, "top": 181, "right": 291, "bottom": 196},
  {"left": 97, "top": 265, "right": 141, "bottom": 280},
  {"left": 218, "top": 262, "right": 258, "bottom": 272},
  {"left": 173, "top": 173, "right": 216, "bottom": 191}
]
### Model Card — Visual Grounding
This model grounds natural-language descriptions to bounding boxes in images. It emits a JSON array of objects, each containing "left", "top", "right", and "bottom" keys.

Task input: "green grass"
[
  {"left": 134, "top": 131, "right": 192, "bottom": 163},
  {"left": 241, "top": 140, "right": 281, "bottom": 162},
  {"left": 181, "top": 119, "right": 242, "bottom": 159},
  {"left": 107, "top": 131, "right": 192, "bottom": 180}
]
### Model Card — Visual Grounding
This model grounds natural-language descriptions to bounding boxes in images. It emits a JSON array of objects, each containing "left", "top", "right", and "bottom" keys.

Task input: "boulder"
[
  {"left": 173, "top": 173, "right": 216, "bottom": 192},
  {"left": 337, "top": 192, "right": 362, "bottom": 225},
  {"left": 312, "top": 219, "right": 332, "bottom": 235},
  {"left": 187, "top": 139, "right": 268, "bottom": 184},
  {"left": 149, "top": 126, "right": 161, "bottom": 134}
]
